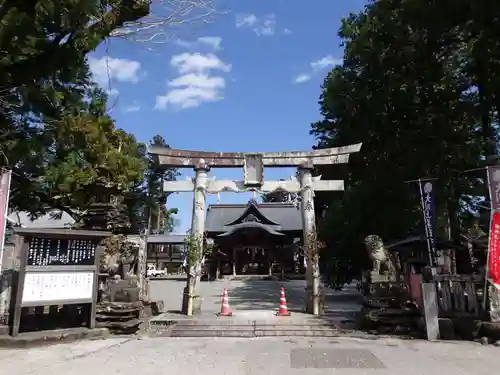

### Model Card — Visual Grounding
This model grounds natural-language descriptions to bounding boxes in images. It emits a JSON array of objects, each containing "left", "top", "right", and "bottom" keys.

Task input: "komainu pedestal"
[
  {"left": 360, "top": 235, "right": 419, "bottom": 336},
  {"left": 364, "top": 234, "right": 398, "bottom": 282}
]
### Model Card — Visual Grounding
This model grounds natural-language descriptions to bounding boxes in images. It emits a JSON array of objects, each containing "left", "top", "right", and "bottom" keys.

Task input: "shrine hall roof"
[{"left": 205, "top": 201, "right": 302, "bottom": 233}]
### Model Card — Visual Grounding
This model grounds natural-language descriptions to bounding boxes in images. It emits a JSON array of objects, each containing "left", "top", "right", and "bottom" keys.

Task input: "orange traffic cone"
[
  {"left": 218, "top": 288, "right": 232, "bottom": 316},
  {"left": 276, "top": 287, "right": 291, "bottom": 316}
]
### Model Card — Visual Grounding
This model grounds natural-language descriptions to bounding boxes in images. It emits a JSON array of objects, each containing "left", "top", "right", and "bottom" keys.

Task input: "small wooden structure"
[
  {"left": 420, "top": 266, "right": 485, "bottom": 340},
  {"left": 432, "top": 274, "right": 483, "bottom": 318},
  {"left": 9, "top": 228, "right": 110, "bottom": 336},
  {"left": 146, "top": 234, "right": 187, "bottom": 274}
]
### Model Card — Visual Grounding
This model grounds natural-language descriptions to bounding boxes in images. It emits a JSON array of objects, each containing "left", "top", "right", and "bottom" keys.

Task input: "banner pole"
[
  {"left": 484, "top": 166, "right": 494, "bottom": 310},
  {"left": 418, "top": 179, "right": 434, "bottom": 267},
  {"left": 484, "top": 211, "right": 493, "bottom": 310}
]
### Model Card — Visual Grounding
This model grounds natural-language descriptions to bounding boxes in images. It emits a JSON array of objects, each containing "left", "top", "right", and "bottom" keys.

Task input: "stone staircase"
[{"left": 148, "top": 310, "right": 357, "bottom": 338}]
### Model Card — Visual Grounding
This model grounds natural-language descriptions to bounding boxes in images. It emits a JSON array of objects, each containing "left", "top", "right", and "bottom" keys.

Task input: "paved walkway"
[
  {"left": 1, "top": 336, "right": 498, "bottom": 375},
  {"left": 148, "top": 277, "right": 362, "bottom": 319}
]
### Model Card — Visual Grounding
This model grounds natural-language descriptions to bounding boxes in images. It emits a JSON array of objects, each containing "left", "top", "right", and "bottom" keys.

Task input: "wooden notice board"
[{"left": 10, "top": 228, "right": 110, "bottom": 336}]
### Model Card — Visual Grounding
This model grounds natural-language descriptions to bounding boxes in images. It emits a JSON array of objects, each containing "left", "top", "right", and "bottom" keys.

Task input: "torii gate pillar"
[
  {"left": 298, "top": 161, "right": 319, "bottom": 315},
  {"left": 184, "top": 161, "right": 210, "bottom": 315}
]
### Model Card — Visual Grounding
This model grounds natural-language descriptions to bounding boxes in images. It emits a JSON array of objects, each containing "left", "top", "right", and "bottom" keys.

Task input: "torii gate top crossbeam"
[{"left": 148, "top": 143, "right": 362, "bottom": 168}]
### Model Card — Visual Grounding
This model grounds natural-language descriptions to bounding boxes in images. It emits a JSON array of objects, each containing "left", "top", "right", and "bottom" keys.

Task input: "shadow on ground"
[
  {"left": 148, "top": 276, "right": 364, "bottom": 318},
  {"left": 227, "top": 279, "right": 302, "bottom": 312},
  {"left": 228, "top": 278, "right": 363, "bottom": 316}
]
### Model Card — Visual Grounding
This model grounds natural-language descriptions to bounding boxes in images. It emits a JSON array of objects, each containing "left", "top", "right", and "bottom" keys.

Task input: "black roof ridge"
[{"left": 208, "top": 202, "right": 297, "bottom": 208}]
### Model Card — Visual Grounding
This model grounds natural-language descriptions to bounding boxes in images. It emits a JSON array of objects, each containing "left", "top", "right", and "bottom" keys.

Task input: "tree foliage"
[
  {"left": 261, "top": 187, "right": 298, "bottom": 204},
  {"left": 145, "top": 135, "right": 180, "bottom": 234},
  {"left": 0, "top": 1, "right": 180, "bottom": 234},
  {"left": 261, "top": 173, "right": 301, "bottom": 203},
  {"left": 311, "top": 0, "right": 500, "bottom": 288}
]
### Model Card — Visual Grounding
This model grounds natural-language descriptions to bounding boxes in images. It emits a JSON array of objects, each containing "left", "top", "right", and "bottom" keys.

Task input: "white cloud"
[
  {"left": 310, "top": 55, "right": 342, "bottom": 71},
  {"left": 175, "top": 36, "right": 223, "bottom": 51},
  {"left": 255, "top": 14, "right": 276, "bottom": 36},
  {"left": 168, "top": 73, "right": 225, "bottom": 89},
  {"left": 293, "top": 74, "right": 311, "bottom": 84},
  {"left": 236, "top": 13, "right": 258, "bottom": 27},
  {"left": 197, "top": 37, "right": 222, "bottom": 50},
  {"left": 124, "top": 102, "right": 141, "bottom": 112},
  {"left": 175, "top": 39, "right": 192, "bottom": 48},
  {"left": 106, "top": 88, "right": 120, "bottom": 97},
  {"left": 156, "top": 53, "right": 231, "bottom": 110},
  {"left": 293, "top": 55, "right": 343, "bottom": 84},
  {"left": 283, "top": 28, "right": 292, "bottom": 35},
  {"left": 171, "top": 53, "right": 231, "bottom": 74},
  {"left": 236, "top": 13, "right": 280, "bottom": 36},
  {"left": 88, "top": 56, "right": 142, "bottom": 87}
]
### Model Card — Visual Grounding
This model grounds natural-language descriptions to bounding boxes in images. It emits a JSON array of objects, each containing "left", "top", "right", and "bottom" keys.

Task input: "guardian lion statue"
[{"left": 364, "top": 234, "right": 396, "bottom": 277}]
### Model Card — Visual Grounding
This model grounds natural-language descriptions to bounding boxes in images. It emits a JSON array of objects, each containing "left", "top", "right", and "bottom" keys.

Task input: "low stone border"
[{"left": 0, "top": 327, "right": 110, "bottom": 349}]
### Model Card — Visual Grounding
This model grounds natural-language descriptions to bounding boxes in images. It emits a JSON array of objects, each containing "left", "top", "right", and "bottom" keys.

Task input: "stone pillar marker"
[
  {"left": 299, "top": 162, "right": 320, "bottom": 315},
  {"left": 232, "top": 247, "right": 237, "bottom": 276},
  {"left": 137, "top": 235, "right": 147, "bottom": 301},
  {"left": 184, "top": 160, "right": 209, "bottom": 315}
]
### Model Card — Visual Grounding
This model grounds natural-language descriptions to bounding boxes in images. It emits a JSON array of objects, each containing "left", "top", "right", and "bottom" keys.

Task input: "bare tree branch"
[{"left": 110, "top": 0, "right": 225, "bottom": 43}]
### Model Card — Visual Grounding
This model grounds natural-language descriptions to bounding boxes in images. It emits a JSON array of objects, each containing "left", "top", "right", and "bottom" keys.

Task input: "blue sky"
[{"left": 88, "top": 0, "right": 368, "bottom": 232}]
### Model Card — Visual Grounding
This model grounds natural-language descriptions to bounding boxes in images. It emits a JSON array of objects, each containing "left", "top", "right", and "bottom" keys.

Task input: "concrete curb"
[{"left": 0, "top": 328, "right": 110, "bottom": 349}]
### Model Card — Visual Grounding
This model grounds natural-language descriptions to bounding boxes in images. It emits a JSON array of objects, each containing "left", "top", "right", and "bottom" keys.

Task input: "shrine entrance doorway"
[
  {"left": 211, "top": 229, "right": 296, "bottom": 279},
  {"left": 234, "top": 246, "right": 272, "bottom": 275}
]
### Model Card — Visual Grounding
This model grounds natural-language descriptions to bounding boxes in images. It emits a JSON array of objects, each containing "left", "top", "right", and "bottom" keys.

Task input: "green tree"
[
  {"left": 36, "top": 87, "right": 147, "bottom": 229},
  {"left": 144, "top": 135, "right": 180, "bottom": 234},
  {"left": 261, "top": 185, "right": 298, "bottom": 203},
  {"left": 0, "top": 0, "right": 150, "bottom": 217},
  {"left": 261, "top": 172, "right": 301, "bottom": 203},
  {"left": 311, "top": 0, "right": 499, "bottom": 288},
  {"left": 0, "top": 0, "right": 202, "bottom": 222}
]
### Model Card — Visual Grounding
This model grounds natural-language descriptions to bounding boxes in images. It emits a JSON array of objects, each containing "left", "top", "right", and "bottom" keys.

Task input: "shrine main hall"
[{"left": 204, "top": 199, "right": 305, "bottom": 277}]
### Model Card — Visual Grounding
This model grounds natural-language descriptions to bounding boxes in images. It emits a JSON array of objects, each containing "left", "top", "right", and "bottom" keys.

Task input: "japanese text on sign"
[
  {"left": 487, "top": 166, "right": 500, "bottom": 210},
  {"left": 420, "top": 181, "right": 437, "bottom": 264},
  {"left": 488, "top": 211, "right": 500, "bottom": 287},
  {"left": 21, "top": 271, "right": 94, "bottom": 304}
]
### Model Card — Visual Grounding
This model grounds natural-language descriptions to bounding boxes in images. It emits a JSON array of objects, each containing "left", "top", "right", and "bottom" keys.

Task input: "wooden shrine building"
[{"left": 205, "top": 199, "right": 304, "bottom": 278}]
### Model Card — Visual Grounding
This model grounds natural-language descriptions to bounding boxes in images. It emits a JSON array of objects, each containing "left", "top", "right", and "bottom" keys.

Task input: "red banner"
[{"left": 488, "top": 211, "right": 500, "bottom": 287}]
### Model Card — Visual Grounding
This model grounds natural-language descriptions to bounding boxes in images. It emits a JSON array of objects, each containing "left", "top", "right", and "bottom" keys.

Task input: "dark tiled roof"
[
  {"left": 217, "top": 222, "right": 285, "bottom": 237},
  {"left": 206, "top": 202, "right": 302, "bottom": 233}
]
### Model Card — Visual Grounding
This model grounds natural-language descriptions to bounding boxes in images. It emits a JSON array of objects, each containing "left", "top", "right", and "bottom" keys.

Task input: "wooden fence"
[
  {"left": 432, "top": 275, "right": 484, "bottom": 318},
  {"left": 421, "top": 271, "right": 485, "bottom": 340}
]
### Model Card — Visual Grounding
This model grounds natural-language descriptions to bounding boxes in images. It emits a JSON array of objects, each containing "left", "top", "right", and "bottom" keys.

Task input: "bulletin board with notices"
[
  {"left": 27, "top": 237, "right": 97, "bottom": 267},
  {"left": 21, "top": 271, "right": 94, "bottom": 303},
  {"left": 10, "top": 228, "right": 111, "bottom": 336}
]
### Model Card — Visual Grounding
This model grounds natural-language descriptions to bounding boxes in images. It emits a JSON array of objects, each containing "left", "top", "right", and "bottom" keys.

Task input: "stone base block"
[{"left": 181, "top": 287, "right": 202, "bottom": 315}]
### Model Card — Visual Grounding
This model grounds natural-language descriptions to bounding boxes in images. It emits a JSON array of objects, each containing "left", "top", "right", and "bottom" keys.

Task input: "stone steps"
[
  {"left": 149, "top": 316, "right": 350, "bottom": 338},
  {"left": 167, "top": 329, "right": 343, "bottom": 338}
]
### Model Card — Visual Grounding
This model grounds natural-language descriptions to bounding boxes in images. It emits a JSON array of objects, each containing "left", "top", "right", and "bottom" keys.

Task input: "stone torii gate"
[{"left": 148, "top": 144, "right": 362, "bottom": 316}]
